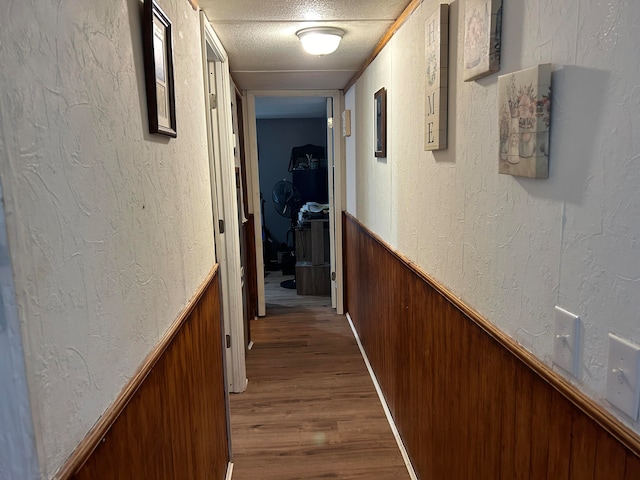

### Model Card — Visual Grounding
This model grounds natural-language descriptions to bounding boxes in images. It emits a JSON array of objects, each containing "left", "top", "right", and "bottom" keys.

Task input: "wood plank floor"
[{"left": 229, "top": 272, "right": 411, "bottom": 479}]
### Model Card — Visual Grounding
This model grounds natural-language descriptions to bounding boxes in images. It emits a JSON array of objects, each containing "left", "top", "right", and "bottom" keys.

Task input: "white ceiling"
[{"left": 199, "top": 0, "right": 412, "bottom": 91}]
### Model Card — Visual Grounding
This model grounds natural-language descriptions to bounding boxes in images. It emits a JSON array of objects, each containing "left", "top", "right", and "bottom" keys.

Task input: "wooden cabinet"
[{"left": 295, "top": 219, "right": 330, "bottom": 296}]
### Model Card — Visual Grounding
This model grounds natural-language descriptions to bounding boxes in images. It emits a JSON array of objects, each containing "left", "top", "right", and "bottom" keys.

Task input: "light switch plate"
[
  {"left": 553, "top": 306, "right": 580, "bottom": 377},
  {"left": 606, "top": 333, "right": 640, "bottom": 420}
]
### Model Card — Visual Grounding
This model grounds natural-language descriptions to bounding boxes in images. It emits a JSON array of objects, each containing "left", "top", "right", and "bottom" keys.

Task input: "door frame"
[
  {"left": 244, "top": 90, "right": 345, "bottom": 315},
  {"left": 200, "top": 12, "right": 247, "bottom": 396}
]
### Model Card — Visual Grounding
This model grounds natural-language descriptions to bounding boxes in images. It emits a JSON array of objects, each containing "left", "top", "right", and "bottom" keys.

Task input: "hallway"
[{"left": 229, "top": 273, "right": 411, "bottom": 479}]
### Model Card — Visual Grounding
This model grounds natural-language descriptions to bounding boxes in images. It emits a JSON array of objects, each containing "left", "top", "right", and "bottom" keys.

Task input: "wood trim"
[
  {"left": 236, "top": 92, "right": 250, "bottom": 219},
  {"left": 343, "top": 0, "right": 423, "bottom": 92},
  {"left": 54, "top": 265, "right": 220, "bottom": 479},
  {"left": 231, "top": 73, "right": 243, "bottom": 96},
  {"left": 343, "top": 211, "right": 640, "bottom": 459},
  {"left": 243, "top": 214, "right": 258, "bottom": 322}
]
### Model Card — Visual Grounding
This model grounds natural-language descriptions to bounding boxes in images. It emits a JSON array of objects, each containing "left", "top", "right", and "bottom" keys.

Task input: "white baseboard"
[
  {"left": 346, "top": 312, "right": 419, "bottom": 480},
  {"left": 225, "top": 461, "right": 234, "bottom": 480}
]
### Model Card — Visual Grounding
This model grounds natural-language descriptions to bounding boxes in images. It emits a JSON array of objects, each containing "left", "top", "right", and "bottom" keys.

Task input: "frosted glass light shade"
[{"left": 296, "top": 27, "right": 345, "bottom": 56}]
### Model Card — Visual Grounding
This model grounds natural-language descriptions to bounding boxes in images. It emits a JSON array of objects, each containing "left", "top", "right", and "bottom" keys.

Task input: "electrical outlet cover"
[
  {"left": 553, "top": 306, "right": 580, "bottom": 377},
  {"left": 606, "top": 333, "right": 640, "bottom": 420}
]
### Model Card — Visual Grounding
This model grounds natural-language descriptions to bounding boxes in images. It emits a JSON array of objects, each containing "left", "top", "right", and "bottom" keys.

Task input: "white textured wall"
[
  {"left": 345, "top": 0, "right": 640, "bottom": 434},
  {"left": 0, "top": 183, "right": 40, "bottom": 479},
  {"left": 0, "top": 0, "right": 215, "bottom": 477}
]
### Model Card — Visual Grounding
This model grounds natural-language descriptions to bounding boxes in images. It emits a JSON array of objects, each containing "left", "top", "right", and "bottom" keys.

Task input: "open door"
[
  {"left": 245, "top": 90, "right": 344, "bottom": 315},
  {"left": 327, "top": 95, "right": 345, "bottom": 314},
  {"left": 201, "top": 13, "right": 247, "bottom": 395},
  {"left": 326, "top": 98, "right": 337, "bottom": 309}
]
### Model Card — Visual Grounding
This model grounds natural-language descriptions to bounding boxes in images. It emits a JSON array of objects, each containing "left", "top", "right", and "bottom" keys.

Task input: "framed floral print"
[
  {"left": 463, "top": 0, "right": 503, "bottom": 81},
  {"left": 498, "top": 64, "right": 552, "bottom": 178}
]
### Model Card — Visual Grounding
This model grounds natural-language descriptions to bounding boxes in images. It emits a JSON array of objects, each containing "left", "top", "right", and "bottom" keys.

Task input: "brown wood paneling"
[
  {"left": 343, "top": 212, "right": 640, "bottom": 480},
  {"left": 477, "top": 331, "right": 504, "bottom": 479},
  {"left": 625, "top": 453, "right": 640, "bottom": 479},
  {"left": 547, "top": 389, "right": 574, "bottom": 479},
  {"left": 530, "top": 376, "right": 551, "bottom": 479},
  {"left": 514, "top": 365, "right": 533, "bottom": 480},
  {"left": 57, "top": 267, "right": 228, "bottom": 480},
  {"left": 569, "top": 412, "right": 598, "bottom": 480},
  {"left": 499, "top": 353, "right": 517, "bottom": 480},
  {"left": 594, "top": 429, "right": 627, "bottom": 479}
]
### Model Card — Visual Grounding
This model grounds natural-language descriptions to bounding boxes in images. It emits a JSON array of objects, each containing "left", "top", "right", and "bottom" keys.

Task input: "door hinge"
[
  {"left": 327, "top": 116, "right": 334, "bottom": 129},
  {"left": 331, "top": 271, "right": 336, "bottom": 281},
  {"left": 219, "top": 219, "right": 225, "bottom": 234},
  {"left": 209, "top": 93, "right": 217, "bottom": 109},
  {"left": 226, "top": 334, "right": 231, "bottom": 348}
]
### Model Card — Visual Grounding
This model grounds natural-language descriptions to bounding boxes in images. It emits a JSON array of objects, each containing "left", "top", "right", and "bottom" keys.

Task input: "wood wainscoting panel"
[
  {"left": 59, "top": 267, "right": 228, "bottom": 480},
  {"left": 626, "top": 453, "right": 640, "bottom": 480},
  {"left": 547, "top": 388, "right": 574, "bottom": 478},
  {"left": 343, "top": 213, "right": 640, "bottom": 480}
]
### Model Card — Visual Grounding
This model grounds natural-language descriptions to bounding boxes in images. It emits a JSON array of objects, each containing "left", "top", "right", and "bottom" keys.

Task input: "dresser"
[{"left": 295, "top": 219, "right": 330, "bottom": 296}]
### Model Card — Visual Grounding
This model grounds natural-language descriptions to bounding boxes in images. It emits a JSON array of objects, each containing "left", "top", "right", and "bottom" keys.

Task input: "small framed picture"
[
  {"left": 463, "top": 0, "right": 503, "bottom": 81},
  {"left": 374, "top": 87, "right": 387, "bottom": 157},
  {"left": 143, "top": 0, "right": 177, "bottom": 137}
]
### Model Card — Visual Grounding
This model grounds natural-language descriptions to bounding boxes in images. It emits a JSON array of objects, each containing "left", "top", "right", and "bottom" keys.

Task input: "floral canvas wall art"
[
  {"left": 424, "top": 4, "right": 449, "bottom": 151},
  {"left": 498, "top": 64, "right": 552, "bottom": 178},
  {"left": 463, "top": 0, "right": 502, "bottom": 82}
]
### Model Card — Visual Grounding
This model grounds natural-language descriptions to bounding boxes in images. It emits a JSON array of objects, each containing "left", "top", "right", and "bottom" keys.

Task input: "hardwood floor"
[
  {"left": 263, "top": 271, "right": 333, "bottom": 309},
  {"left": 229, "top": 272, "right": 410, "bottom": 479}
]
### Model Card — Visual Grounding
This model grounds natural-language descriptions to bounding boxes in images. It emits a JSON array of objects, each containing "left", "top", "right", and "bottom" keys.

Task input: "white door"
[
  {"left": 202, "top": 16, "right": 247, "bottom": 394},
  {"left": 328, "top": 94, "right": 344, "bottom": 315},
  {"left": 326, "top": 98, "right": 337, "bottom": 309}
]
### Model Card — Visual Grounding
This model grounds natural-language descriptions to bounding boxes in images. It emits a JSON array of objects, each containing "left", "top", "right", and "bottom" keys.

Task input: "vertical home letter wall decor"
[
  {"left": 424, "top": 4, "right": 449, "bottom": 151},
  {"left": 463, "top": 0, "right": 503, "bottom": 81}
]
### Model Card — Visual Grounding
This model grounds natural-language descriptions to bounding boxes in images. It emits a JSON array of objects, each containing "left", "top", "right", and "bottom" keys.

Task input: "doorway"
[
  {"left": 201, "top": 13, "right": 247, "bottom": 398},
  {"left": 244, "top": 91, "right": 345, "bottom": 315}
]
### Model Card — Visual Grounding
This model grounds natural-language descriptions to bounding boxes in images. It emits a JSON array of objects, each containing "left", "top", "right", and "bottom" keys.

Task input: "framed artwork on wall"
[
  {"left": 463, "top": 0, "right": 503, "bottom": 82},
  {"left": 498, "top": 64, "right": 552, "bottom": 178},
  {"left": 374, "top": 88, "right": 387, "bottom": 157},
  {"left": 424, "top": 4, "right": 449, "bottom": 151},
  {"left": 143, "top": 0, "right": 177, "bottom": 137}
]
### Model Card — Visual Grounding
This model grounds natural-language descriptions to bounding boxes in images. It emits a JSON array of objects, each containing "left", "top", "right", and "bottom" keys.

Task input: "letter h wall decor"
[{"left": 424, "top": 4, "right": 449, "bottom": 151}]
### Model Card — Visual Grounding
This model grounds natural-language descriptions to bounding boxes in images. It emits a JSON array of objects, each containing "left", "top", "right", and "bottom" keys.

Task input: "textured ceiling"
[{"left": 199, "top": 0, "right": 412, "bottom": 91}]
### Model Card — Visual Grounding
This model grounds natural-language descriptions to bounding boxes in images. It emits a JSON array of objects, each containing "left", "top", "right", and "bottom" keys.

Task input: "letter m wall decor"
[{"left": 424, "top": 4, "right": 449, "bottom": 151}]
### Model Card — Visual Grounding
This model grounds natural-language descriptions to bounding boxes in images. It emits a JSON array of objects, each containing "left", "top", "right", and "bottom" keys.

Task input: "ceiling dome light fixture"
[{"left": 296, "top": 27, "right": 345, "bottom": 56}]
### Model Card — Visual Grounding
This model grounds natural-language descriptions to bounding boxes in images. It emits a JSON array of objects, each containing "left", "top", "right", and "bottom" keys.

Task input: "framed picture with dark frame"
[
  {"left": 374, "top": 87, "right": 387, "bottom": 157},
  {"left": 142, "top": 0, "right": 177, "bottom": 137}
]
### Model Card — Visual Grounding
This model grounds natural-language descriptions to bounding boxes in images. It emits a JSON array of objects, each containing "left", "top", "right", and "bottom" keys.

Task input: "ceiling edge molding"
[{"left": 343, "top": 0, "right": 423, "bottom": 93}]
